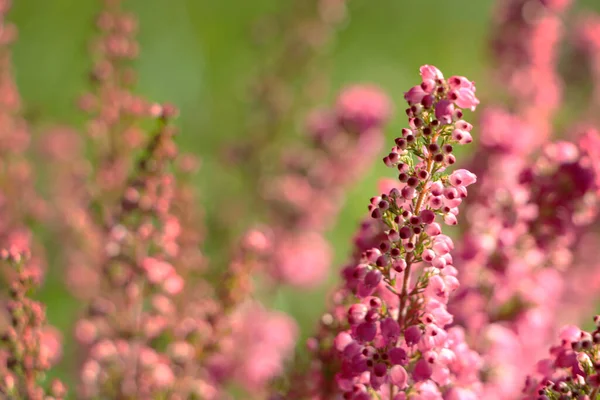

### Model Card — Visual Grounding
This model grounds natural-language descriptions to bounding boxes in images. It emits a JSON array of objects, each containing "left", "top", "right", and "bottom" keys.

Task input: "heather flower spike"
[
  {"left": 0, "top": 250, "right": 66, "bottom": 400},
  {"left": 523, "top": 316, "right": 600, "bottom": 399},
  {"left": 284, "top": 65, "right": 481, "bottom": 399},
  {"left": 259, "top": 84, "right": 390, "bottom": 289},
  {"left": 0, "top": 1, "right": 64, "bottom": 398},
  {"left": 73, "top": 2, "right": 213, "bottom": 398}
]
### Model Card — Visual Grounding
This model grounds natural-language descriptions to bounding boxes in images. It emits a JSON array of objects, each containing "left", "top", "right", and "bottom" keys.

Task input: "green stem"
[
  {"left": 397, "top": 133, "right": 437, "bottom": 327},
  {"left": 398, "top": 253, "right": 413, "bottom": 327}
]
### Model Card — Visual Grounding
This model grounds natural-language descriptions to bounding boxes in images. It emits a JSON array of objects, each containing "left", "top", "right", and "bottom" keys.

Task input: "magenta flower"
[
  {"left": 420, "top": 64, "right": 444, "bottom": 81},
  {"left": 273, "top": 232, "right": 332, "bottom": 288},
  {"left": 449, "top": 87, "right": 479, "bottom": 111},
  {"left": 404, "top": 85, "right": 428, "bottom": 106},
  {"left": 336, "top": 84, "right": 392, "bottom": 134}
]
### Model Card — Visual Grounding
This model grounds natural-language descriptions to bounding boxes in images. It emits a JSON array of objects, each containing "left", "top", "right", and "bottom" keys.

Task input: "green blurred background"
[{"left": 8, "top": 0, "right": 600, "bottom": 393}]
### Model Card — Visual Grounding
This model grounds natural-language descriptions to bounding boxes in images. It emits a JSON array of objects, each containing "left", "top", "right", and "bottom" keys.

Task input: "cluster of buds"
[
  {"left": 0, "top": 249, "right": 65, "bottom": 400},
  {"left": 281, "top": 65, "right": 482, "bottom": 399},
  {"left": 519, "top": 136, "right": 600, "bottom": 246},
  {"left": 523, "top": 316, "right": 600, "bottom": 399}
]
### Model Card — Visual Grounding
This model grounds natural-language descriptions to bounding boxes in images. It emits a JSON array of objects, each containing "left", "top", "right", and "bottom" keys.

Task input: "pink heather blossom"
[
  {"left": 209, "top": 304, "right": 298, "bottom": 391},
  {"left": 162, "top": 273, "right": 184, "bottom": 295},
  {"left": 142, "top": 257, "right": 172, "bottom": 283},
  {"left": 450, "top": 76, "right": 600, "bottom": 400},
  {"left": 479, "top": 108, "right": 538, "bottom": 153},
  {"left": 449, "top": 169, "right": 477, "bottom": 187},
  {"left": 273, "top": 231, "right": 332, "bottom": 288},
  {"left": 420, "top": 64, "right": 444, "bottom": 81},
  {"left": 152, "top": 363, "right": 175, "bottom": 388},
  {"left": 435, "top": 100, "right": 455, "bottom": 123},
  {"left": 559, "top": 325, "right": 582, "bottom": 343},
  {"left": 336, "top": 84, "right": 392, "bottom": 133},
  {"left": 449, "top": 88, "right": 479, "bottom": 111},
  {"left": 404, "top": 85, "right": 427, "bottom": 105}
]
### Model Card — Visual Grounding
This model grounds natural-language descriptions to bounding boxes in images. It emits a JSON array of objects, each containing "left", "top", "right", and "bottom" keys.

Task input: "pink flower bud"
[
  {"left": 381, "top": 318, "right": 400, "bottom": 344},
  {"left": 425, "top": 223, "right": 442, "bottom": 236},
  {"left": 405, "top": 325, "right": 422, "bottom": 346},
  {"left": 401, "top": 186, "right": 416, "bottom": 200},
  {"left": 450, "top": 87, "right": 479, "bottom": 111},
  {"left": 449, "top": 169, "right": 477, "bottom": 187},
  {"left": 348, "top": 304, "right": 369, "bottom": 325},
  {"left": 432, "top": 257, "right": 447, "bottom": 269},
  {"left": 455, "top": 120, "right": 473, "bottom": 131},
  {"left": 413, "top": 358, "right": 433, "bottom": 381},
  {"left": 435, "top": 100, "right": 454, "bottom": 123},
  {"left": 420, "top": 65, "right": 444, "bottom": 81},
  {"left": 335, "top": 332, "right": 354, "bottom": 352},
  {"left": 452, "top": 129, "right": 473, "bottom": 144},
  {"left": 444, "top": 213, "right": 458, "bottom": 225},
  {"left": 429, "top": 196, "right": 443, "bottom": 209},
  {"left": 388, "top": 229, "right": 400, "bottom": 242},
  {"left": 429, "top": 181, "right": 444, "bottom": 196},
  {"left": 393, "top": 258, "right": 407, "bottom": 272},
  {"left": 388, "top": 347, "right": 408, "bottom": 365},
  {"left": 390, "top": 365, "right": 408, "bottom": 388},
  {"left": 373, "top": 362, "right": 388, "bottom": 378},
  {"left": 420, "top": 209, "right": 436, "bottom": 224},
  {"left": 423, "top": 249, "right": 435, "bottom": 263},
  {"left": 355, "top": 322, "right": 377, "bottom": 342},
  {"left": 404, "top": 85, "right": 427, "bottom": 105},
  {"left": 559, "top": 325, "right": 582, "bottom": 343},
  {"left": 421, "top": 79, "right": 436, "bottom": 93}
]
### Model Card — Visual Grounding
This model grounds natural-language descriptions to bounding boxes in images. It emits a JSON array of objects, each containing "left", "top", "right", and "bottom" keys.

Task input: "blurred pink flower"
[{"left": 274, "top": 231, "right": 332, "bottom": 288}]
